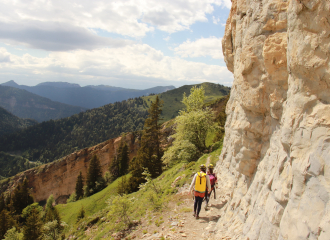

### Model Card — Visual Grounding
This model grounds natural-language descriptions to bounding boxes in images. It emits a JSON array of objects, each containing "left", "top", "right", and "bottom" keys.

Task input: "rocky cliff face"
[
  {"left": 215, "top": 0, "right": 330, "bottom": 239},
  {"left": 5, "top": 133, "right": 140, "bottom": 204}
]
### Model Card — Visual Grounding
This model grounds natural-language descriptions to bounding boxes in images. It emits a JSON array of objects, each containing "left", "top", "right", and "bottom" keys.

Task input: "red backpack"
[{"left": 208, "top": 173, "right": 216, "bottom": 186}]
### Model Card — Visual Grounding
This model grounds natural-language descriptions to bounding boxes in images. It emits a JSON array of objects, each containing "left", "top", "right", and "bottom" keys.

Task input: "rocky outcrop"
[
  {"left": 4, "top": 133, "right": 140, "bottom": 204},
  {"left": 215, "top": 0, "right": 330, "bottom": 239}
]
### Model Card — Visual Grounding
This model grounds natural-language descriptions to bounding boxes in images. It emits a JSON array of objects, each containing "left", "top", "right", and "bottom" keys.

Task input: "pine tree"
[
  {"left": 75, "top": 171, "right": 84, "bottom": 200},
  {"left": 109, "top": 146, "right": 121, "bottom": 182},
  {"left": 10, "top": 179, "right": 34, "bottom": 215},
  {"left": 109, "top": 141, "right": 130, "bottom": 182},
  {"left": 0, "top": 194, "right": 5, "bottom": 213},
  {"left": 128, "top": 96, "right": 163, "bottom": 191},
  {"left": 85, "top": 155, "right": 105, "bottom": 196},
  {"left": 140, "top": 96, "right": 163, "bottom": 178},
  {"left": 44, "top": 195, "right": 63, "bottom": 233},
  {"left": 23, "top": 208, "right": 43, "bottom": 240},
  {"left": 0, "top": 210, "right": 16, "bottom": 239},
  {"left": 119, "top": 143, "right": 129, "bottom": 176}
]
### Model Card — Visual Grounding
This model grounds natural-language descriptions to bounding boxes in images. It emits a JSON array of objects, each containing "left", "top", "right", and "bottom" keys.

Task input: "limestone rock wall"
[
  {"left": 5, "top": 133, "right": 139, "bottom": 204},
  {"left": 215, "top": 0, "right": 330, "bottom": 239}
]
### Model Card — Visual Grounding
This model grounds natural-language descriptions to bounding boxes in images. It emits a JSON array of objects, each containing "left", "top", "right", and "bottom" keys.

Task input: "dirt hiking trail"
[{"left": 127, "top": 156, "right": 229, "bottom": 240}]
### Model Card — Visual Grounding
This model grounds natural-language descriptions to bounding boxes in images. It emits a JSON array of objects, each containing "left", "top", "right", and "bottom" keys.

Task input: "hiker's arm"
[{"left": 189, "top": 174, "right": 197, "bottom": 193}]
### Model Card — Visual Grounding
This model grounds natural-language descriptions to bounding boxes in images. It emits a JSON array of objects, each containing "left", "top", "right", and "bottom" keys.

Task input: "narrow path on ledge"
[{"left": 130, "top": 156, "right": 229, "bottom": 240}]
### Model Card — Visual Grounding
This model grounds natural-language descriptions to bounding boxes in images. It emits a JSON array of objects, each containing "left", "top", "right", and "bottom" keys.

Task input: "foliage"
[
  {"left": 143, "top": 82, "right": 230, "bottom": 122},
  {"left": 21, "top": 203, "right": 43, "bottom": 220},
  {"left": 66, "top": 193, "right": 76, "bottom": 203},
  {"left": 42, "top": 220, "right": 66, "bottom": 240},
  {"left": 0, "top": 152, "right": 41, "bottom": 178},
  {"left": 44, "top": 195, "right": 63, "bottom": 233},
  {"left": 3, "top": 227, "right": 23, "bottom": 240},
  {"left": 0, "top": 210, "right": 17, "bottom": 239},
  {"left": 10, "top": 179, "right": 34, "bottom": 215},
  {"left": 23, "top": 207, "right": 43, "bottom": 240},
  {"left": 139, "top": 169, "right": 163, "bottom": 210},
  {"left": 162, "top": 86, "right": 217, "bottom": 166},
  {"left": 0, "top": 106, "right": 37, "bottom": 137},
  {"left": 117, "top": 175, "right": 129, "bottom": 196},
  {"left": 85, "top": 155, "right": 105, "bottom": 197},
  {"left": 56, "top": 143, "right": 224, "bottom": 239},
  {"left": 107, "top": 195, "right": 134, "bottom": 231},
  {"left": 76, "top": 206, "right": 85, "bottom": 222},
  {"left": 0, "top": 194, "right": 5, "bottom": 213},
  {"left": 75, "top": 171, "right": 84, "bottom": 201},
  {"left": 0, "top": 97, "right": 148, "bottom": 163},
  {"left": 128, "top": 96, "right": 163, "bottom": 192},
  {"left": 109, "top": 141, "right": 129, "bottom": 183}
]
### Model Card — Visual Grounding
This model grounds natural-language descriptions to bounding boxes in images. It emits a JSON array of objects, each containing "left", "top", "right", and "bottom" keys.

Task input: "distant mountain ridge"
[
  {"left": 0, "top": 106, "right": 37, "bottom": 136},
  {"left": 1, "top": 80, "right": 176, "bottom": 109},
  {"left": 0, "top": 82, "right": 229, "bottom": 165},
  {"left": 0, "top": 85, "right": 87, "bottom": 122}
]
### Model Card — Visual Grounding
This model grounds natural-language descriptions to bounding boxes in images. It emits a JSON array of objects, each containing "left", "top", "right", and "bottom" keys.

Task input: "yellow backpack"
[{"left": 194, "top": 172, "right": 207, "bottom": 193}]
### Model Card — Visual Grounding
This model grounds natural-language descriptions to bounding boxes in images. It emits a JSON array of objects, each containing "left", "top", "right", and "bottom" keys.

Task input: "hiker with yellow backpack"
[{"left": 189, "top": 164, "right": 211, "bottom": 219}]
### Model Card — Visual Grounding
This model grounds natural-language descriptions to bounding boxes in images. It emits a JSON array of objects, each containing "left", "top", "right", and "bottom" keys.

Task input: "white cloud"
[
  {"left": 174, "top": 37, "right": 223, "bottom": 59},
  {"left": 0, "top": 21, "right": 132, "bottom": 51},
  {"left": 212, "top": 16, "right": 220, "bottom": 25},
  {"left": 0, "top": 0, "right": 231, "bottom": 40},
  {"left": 0, "top": 46, "right": 232, "bottom": 88}
]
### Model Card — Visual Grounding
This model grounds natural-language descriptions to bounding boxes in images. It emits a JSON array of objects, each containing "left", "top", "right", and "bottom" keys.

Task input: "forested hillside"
[
  {"left": 0, "top": 152, "right": 41, "bottom": 179},
  {"left": 0, "top": 106, "right": 37, "bottom": 136},
  {"left": 0, "top": 97, "right": 148, "bottom": 163},
  {"left": 0, "top": 85, "right": 86, "bottom": 122},
  {"left": 0, "top": 83, "right": 229, "bottom": 167},
  {"left": 145, "top": 82, "right": 230, "bottom": 121}
]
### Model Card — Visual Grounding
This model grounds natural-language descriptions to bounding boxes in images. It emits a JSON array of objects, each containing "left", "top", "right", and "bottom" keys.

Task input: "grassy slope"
[
  {"left": 57, "top": 141, "right": 223, "bottom": 239},
  {"left": 143, "top": 82, "right": 230, "bottom": 122}
]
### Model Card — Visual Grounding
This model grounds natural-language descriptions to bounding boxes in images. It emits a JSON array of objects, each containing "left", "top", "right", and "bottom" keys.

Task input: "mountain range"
[
  {"left": 0, "top": 85, "right": 87, "bottom": 122},
  {"left": 0, "top": 82, "right": 230, "bottom": 165},
  {"left": 1, "top": 80, "right": 176, "bottom": 109}
]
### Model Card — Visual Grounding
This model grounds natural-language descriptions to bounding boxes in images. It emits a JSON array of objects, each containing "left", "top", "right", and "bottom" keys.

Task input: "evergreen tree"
[
  {"left": 75, "top": 171, "right": 84, "bottom": 200},
  {"left": 0, "top": 210, "right": 16, "bottom": 239},
  {"left": 128, "top": 96, "right": 163, "bottom": 191},
  {"left": 119, "top": 142, "right": 129, "bottom": 176},
  {"left": 0, "top": 194, "right": 5, "bottom": 213},
  {"left": 23, "top": 208, "right": 43, "bottom": 240},
  {"left": 44, "top": 195, "right": 63, "bottom": 233},
  {"left": 109, "top": 146, "right": 121, "bottom": 182},
  {"left": 85, "top": 155, "right": 105, "bottom": 196},
  {"left": 109, "top": 141, "right": 130, "bottom": 182},
  {"left": 10, "top": 179, "right": 34, "bottom": 215}
]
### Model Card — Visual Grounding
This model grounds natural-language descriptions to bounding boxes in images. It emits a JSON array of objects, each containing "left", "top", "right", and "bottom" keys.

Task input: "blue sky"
[{"left": 0, "top": 0, "right": 232, "bottom": 89}]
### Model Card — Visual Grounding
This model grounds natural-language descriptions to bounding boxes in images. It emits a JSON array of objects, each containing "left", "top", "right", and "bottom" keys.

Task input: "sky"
[{"left": 0, "top": 0, "right": 232, "bottom": 89}]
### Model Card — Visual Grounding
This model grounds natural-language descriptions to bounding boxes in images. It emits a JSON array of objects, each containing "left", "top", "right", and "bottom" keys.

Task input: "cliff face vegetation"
[{"left": 215, "top": 0, "right": 330, "bottom": 239}]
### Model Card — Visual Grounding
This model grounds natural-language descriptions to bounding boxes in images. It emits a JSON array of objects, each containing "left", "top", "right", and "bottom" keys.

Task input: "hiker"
[
  {"left": 205, "top": 164, "right": 218, "bottom": 210},
  {"left": 189, "top": 164, "right": 211, "bottom": 219}
]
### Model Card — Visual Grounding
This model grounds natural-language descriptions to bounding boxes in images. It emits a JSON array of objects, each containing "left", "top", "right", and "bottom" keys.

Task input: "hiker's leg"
[
  {"left": 194, "top": 196, "right": 198, "bottom": 214},
  {"left": 196, "top": 196, "right": 203, "bottom": 216}
]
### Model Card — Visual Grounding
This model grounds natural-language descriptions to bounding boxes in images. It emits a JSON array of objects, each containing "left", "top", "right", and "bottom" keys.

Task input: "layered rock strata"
[{"left": 215, "top": 0, "right": 330, "bottom": 239}]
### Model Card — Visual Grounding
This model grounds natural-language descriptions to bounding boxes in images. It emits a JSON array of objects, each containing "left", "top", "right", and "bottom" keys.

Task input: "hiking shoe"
[
  {"left": 204, "top": 203, "right": 208, "bottom": 210},
  {"left": 196, "top": 215, "right": 199, "bottom": 219},
  {"left": 193, "top": 212, "right": 196, "bottom": 217}
]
